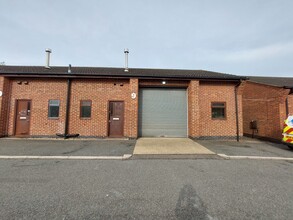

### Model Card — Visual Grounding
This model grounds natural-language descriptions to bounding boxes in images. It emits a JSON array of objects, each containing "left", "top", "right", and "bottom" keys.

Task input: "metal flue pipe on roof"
[
  {"left": 45, "top": 48, "right": 52, "bottom": 69},
  {"left": 68, "top": 64, "right": 72, "bottom": 73},
  {"left": 124, "top": 48, "right": 129, "bottom": 72}
]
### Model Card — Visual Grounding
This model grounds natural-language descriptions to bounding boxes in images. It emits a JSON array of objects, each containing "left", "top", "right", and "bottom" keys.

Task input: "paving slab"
[
  {"left": 133, "top": 138, "right": 215, "bottom": 155},
  {"left": 132, "top": 154, "right": 221, "bottom": 159}
]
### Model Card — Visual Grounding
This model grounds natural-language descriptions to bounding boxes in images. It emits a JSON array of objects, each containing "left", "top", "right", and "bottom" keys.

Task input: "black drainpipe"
[
  {"left": 56, "top": 64, "right": 79, "bottom": 139},
  {"left": 234, "top": 81, "right": 241, "bottom": 142},
  {"left": 285, "top": 97, "right": 289, "bottom": 116},
  {"left": 64, "top": 78, "right": 71, "bottom": 139},
  {"left": 284, "top": 86, "right": 293, "bottom": 116}
]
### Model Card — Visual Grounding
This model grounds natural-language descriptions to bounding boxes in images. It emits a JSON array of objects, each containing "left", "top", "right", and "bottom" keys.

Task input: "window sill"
[{"left": 211, "top": 118, "right": 227, "bottom": 120}]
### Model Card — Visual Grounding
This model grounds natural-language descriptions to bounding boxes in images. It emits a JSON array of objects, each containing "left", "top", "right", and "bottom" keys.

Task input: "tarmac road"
[{"left": 0, "top": 158, "right": 292, "bottom": 219}]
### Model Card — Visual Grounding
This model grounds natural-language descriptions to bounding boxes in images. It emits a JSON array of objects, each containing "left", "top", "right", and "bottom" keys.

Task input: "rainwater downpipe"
[
  {"left": 57, "top": 64, "right": 78, "bottom": 139},
  {"left": 285, "top": 97, "right": 289, "bottom": 116},
  {"left": 284, "top": 87, "right": 293, "bottom": 116},
  {"left": 234, "top": 81, "right": 241, "bottom": 142},
  {"left": 64, "top": 77, "right": 71, "bottom": 139}
]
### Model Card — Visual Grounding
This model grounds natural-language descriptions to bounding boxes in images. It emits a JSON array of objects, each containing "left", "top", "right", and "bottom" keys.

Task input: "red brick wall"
[
  {"left": 242, "top": 81, "right": 290, "bottom": 140},
  {"left": 188, "top": 80, "right": 200, "bottom": 137},
  {"left": 7, "top": 78, "right": 138, "bottom": 138},
  {"left": 8, "top": 78, "right": 68, "bottom": 136},
  {"left": 4, "top": 77, "right": 242, "bottom": 139},
  {"left": 139, "top": 79, "right": 241, "bottom": 139},
  {"left": 0, "top": 77, "right": 10, "bottom": 136},
  {"left": 129, "top": 79, "right": 139, "bottom": 138},
  {"left": 68, "top": 78, "right": 138, "bottom": 138},
  {"left": 198, "top": 81, "right": 242, "bottom": 138}
]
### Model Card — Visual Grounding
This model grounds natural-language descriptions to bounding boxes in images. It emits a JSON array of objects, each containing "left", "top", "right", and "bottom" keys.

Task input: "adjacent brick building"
[
  {"left": 242, "top": 77, "right": 293, "bottom": 141},
  {"left": 0, "top": 65, "right": 245, "bottom": 139}
]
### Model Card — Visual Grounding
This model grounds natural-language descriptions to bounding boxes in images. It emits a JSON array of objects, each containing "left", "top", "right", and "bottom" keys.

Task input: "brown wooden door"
[
  {"left": 108, "top": 101, "right": 124, "bottom": 137},
  {"left": 15, "top": 100, "right": 31, "bottom": 136}
]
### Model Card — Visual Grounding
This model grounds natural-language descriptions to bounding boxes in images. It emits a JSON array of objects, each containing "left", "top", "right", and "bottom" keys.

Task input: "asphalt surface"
[
  {"left": 0, "top": 159, "right": 293, "bottom": 219},
  {"left": 0, "top": 139, "right": 136, "bottom": 156},
  {"left": 1, "top": 137, "right": 293, "bottom": 159},
  {"left": 197, "top": 138, "right": 293, "bottom": 158}
]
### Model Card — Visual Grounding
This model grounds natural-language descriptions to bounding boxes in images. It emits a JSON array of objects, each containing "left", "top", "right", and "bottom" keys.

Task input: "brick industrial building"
[
  {"left": 242, "top": 77, "right": 293, "bottom": 141},
  {"left": 0, "top": 64, "right": 245, "bottom": 139}
]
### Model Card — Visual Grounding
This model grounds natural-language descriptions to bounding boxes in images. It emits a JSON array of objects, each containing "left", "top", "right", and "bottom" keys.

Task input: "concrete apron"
[{"left": 133, "top": 138, "right": 217, "bottom": 159}]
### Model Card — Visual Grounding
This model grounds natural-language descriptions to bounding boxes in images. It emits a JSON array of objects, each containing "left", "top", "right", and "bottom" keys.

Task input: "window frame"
[
  {"left": 80, "top": 100, "right": 92, "bottom": 119},
  {"left": 211, "top": 102, "right": 226, "bottom": 120},
  {"left": 48, "top": 99, "right": 60, "bottom": 119}
]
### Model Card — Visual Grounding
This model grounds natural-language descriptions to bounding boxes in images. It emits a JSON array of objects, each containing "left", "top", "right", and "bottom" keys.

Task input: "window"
[
  {"left": 80, "top": 100, "right": 91, "bottom": 118},
  {"left": 48, "top": 100, "right": 60, "bottom": 118},
  {"left": 211, "top": 102, "right": 226, "bottom": 119}
]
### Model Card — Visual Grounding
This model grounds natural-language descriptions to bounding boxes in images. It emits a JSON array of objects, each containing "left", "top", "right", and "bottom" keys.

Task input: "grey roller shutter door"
[{"left": 138, "top": 88, "right": 187, "bottom": 137}]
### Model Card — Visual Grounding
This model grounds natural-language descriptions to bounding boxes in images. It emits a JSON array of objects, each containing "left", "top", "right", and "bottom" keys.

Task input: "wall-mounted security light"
[{"left": 162, "top": 81, "right": 166, "bottom": 85}]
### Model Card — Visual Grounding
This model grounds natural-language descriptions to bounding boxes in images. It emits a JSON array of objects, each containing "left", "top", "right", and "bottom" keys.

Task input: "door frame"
[
  {"left": 107, "top": 100, "right": 125, "bottom": 137},
  {"left": 14, "top": 99, "right": 32, "bottom": 136}
]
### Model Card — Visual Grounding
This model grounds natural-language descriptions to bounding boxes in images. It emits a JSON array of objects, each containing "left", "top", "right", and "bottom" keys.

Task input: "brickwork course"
[
  {"left": 0, "top": 66, "right": 246, "bottom": 139},
  {"left": 242, "top": 77, "right": 293, "bottom": 141}
]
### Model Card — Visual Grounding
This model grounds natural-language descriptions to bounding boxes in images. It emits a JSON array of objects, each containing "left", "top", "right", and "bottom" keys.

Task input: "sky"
[{"left": 0, "top": 0, "right": 293, "bottom": 77}]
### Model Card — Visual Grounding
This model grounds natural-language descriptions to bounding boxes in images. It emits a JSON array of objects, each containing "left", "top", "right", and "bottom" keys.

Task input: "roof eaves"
[{"left": 0, "top": 72, "right": 244, "bottom": 80}]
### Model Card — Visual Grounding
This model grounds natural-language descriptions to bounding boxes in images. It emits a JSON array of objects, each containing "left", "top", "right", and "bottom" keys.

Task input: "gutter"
[
  {"left": 0, "top": 72, "right": 246, "bottom": 81},
  {"left": 1, "top": 74, "right": 245, "bottom": 83}
]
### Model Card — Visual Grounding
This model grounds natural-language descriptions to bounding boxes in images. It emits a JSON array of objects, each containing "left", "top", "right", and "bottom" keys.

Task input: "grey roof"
[
  {"left": 248, "top": 76, "right": 293, "bottom": 88},
  {"left": 0, "top": 65, "right": 245, "bottom": 80}
]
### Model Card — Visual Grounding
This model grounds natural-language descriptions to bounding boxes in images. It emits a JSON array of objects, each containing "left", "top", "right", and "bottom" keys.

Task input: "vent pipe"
[
  {"left": 68, "top": 64, "right": 72, "bottom": 73},
  {"left": 124, "top": 48, "right": 129, "bottom": 72},
  {"left": 45, "top": 48, "right": 52, "bottom": 69}
]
